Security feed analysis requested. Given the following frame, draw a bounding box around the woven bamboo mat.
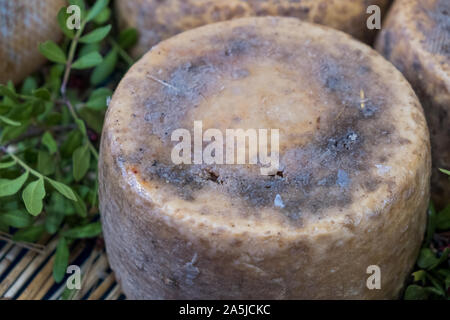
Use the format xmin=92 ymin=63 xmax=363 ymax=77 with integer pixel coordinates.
xmin=0 ymin=235 xmax=124 ymax=300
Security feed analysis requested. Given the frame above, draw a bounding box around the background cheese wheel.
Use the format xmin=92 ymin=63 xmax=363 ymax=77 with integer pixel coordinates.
xmin=100 ymin=17 xmax=430 ymax=299
xmin=375 ymin=0 xmax=450 ymax=209
xmin=116 ymin=0 xmax=391 ymax=58
xmin=0 ymin=0 xmax=65 ymax=84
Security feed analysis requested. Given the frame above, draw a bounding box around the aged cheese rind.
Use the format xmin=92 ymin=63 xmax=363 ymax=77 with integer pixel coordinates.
xmin=376 ymin=0 xmax=450 ymax=209
xmin=116 ymin=0 xmax=391 ymax=58
xmin=0 ymin=0 xmax=65 ymax=84
xmin=100 ymin=17 xmax=430 ymax=299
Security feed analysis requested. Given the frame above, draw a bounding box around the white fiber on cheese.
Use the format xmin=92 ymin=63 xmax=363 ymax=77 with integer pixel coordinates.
xmin=99 ymin=17 xmax=431 ymax=299
xmin=0 ymin=0 xmax=65 ymax=84
xmin=116 ymin=0 xmax=391 ymax=58
xmin=376 ymin=0 xmax=450 ymax=209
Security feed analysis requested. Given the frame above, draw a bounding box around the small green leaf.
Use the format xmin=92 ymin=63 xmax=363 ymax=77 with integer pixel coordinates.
xmin=79 ymin=107 xmax=104 ymax=134
xmin=72 ymin=51 xmax=103 ymax=69
xmin=54 ymin=238 xmax=70 ymax=283
xmin=39 ymin=41 xmax=67 ymax=64
xmin=86 ymin=87 xmax=112 ymax=109
xmin=79 ymin=24 xmax=111 ymax=43
xmin=46 ymin=179 xmax=77 ymax=201
xmin=0 ymin=160 xmax=16 ymax=169
xmin=42 ymin=131 xmax=58 ymax=155
xmin=38 ymin=151 xmax=55 ymax=176
xmin=7 ymin=100 xmax=33 ymax=120
xmin=412 ymin=270 xmax=427 ymax=284
xmin=0 ymin=115 xmax=21 ymax=126
xmin=43 ymin=112 xmax=62 ymax=126
xmin=417 ymin=248 xmax=439 ymax=270
xmin=21 ymin=77 xmax=38 ymax=95
xmin=45 ymin=193 xmax=66 ymax=234
xmin=429 ymin=248 xmax=449 ymax=270
xmin=63 ymin=221 xmax=102 ymax=238
xmin=72 ymin=191 xmax=87 ymax=217
xmin=0 ymin=120 xmax=30 ymax=144
xmin=57 ymin=7 xmax=75 ymax=39
xmin=0 ymin=103 xmax=12 ymax=115
xmin=93 ymin=7 xmax=111 ymax=24
xmin=424 ymin=286 xmax=445 ymax=297
xmin=0 ymin=84 xmax=19 ymax=104
xmin=61 ymin=130 xmax=83 ymax=158
xmin=90 ymin=49 xmax=117 ymax=85
xmin=85 ymin=0 xmax=109 ymax=22
xmin=32 ymin=88 xmax=51 ymax=101
xmin=12 ymin=224 xmax=45 ymax=242
xmin=31 ymin=99 xmax=46 ymax=117
xmin=47 ymin=65 xmax=64 ymax=91
xmin=439 ymin=168 xmax=450 ymax=176
xmin=118 ymin=28 xmax=138 ymax=50
xmin=73 ymin=144 xmax=91 ymax=181
xmin=75 ymin=118 xmax=87 ymax=135
xmin=0 ymin=171 xmax=29 ymax=197
xmin=0 ymin=210 xmax=33 ymax=228
xmin=22 ymin=178 xmax=46 ymax=216
xmin=404 ymin=285 xmax=428 ymax=300
xmin=425 ymin=272 xmax=446 ymax=296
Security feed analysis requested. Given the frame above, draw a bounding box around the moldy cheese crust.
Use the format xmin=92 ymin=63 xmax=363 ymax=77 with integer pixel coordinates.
xmin=116 ymin=0 xmax=391 ymax=57
xmin=376 ymin=0 xmax=450 ymax=208
xmin=100 ymin=17 xmax=431 ymax=299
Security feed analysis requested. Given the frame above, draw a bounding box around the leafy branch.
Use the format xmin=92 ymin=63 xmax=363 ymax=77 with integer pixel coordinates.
xmin=0 ymin=0 xmax=137 ymax=288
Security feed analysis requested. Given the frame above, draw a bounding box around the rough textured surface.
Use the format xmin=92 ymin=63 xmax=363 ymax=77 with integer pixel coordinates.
xmin=100 ymin=17 xmax=431 ymax=299
xmin=376 ymin=0 xmax=450 ymax=209
xmin=116 ymin=0 xmax=391 ymax=58
xmin=0 ymin=0 xmax=65 ymax=84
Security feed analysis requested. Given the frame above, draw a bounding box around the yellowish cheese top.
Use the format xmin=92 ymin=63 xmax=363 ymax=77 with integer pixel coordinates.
xmin=103 ymin=17 xmax=430 ymax=237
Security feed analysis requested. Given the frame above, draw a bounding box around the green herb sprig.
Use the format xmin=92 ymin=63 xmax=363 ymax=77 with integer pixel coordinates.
xmin=0 ymin=0 xmax=137 ymax=289
xmin=404 ymin=201 xmax=450 ymax=300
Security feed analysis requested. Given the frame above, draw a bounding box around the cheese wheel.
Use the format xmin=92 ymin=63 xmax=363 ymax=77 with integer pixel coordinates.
xmin=116 ymin=0 xmax=391 ymax=58
xmin=375 ymin=0 xmax=449 ymax=209
xmin=99 ymin=17 xmax=430 ymax=299
xmin=0 ymin=0 xmax=65 ymax=84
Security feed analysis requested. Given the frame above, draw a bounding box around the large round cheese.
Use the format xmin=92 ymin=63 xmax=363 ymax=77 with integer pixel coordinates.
xmin=375 ymin=0 xmax=449 ymax=209
xmin=0 ymin=0 xmax=65 ymax=84
xmin=116 ymin=0 xmax=391 ymax=58
xmin=99 ymin=17 xmax=431 ymax=299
